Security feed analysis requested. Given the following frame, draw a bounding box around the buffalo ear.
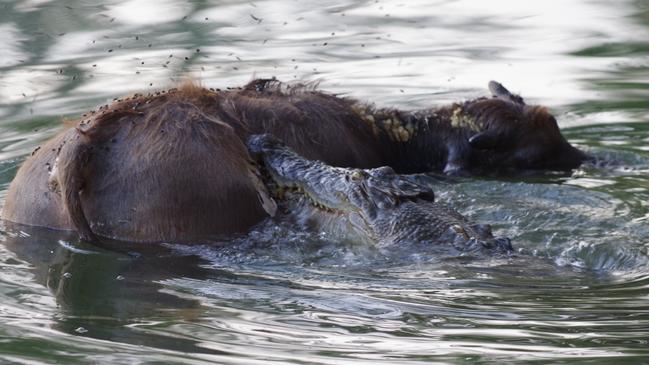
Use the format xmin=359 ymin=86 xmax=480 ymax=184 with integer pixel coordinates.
xmin=468 ymin=131 xmax=501 ymax=150
xmin=488 ymin=81 xmax=525 ymax=105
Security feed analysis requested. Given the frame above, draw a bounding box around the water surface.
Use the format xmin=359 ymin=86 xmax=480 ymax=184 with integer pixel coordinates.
xmin=1 ymin=0 xmax=649 ymax=364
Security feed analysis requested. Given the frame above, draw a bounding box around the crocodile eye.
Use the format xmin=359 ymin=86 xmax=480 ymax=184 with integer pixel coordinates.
xmin=350 ymin=170 xmax=364 ymax=182
xmin=373 ymin=166 xmax=395 ymax=177
xmin=451 ymin=224 xmax=470 ymax=240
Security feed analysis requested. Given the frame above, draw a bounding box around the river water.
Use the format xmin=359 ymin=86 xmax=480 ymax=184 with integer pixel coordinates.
xmin=1 ymin=0 xmax=649 ymax=364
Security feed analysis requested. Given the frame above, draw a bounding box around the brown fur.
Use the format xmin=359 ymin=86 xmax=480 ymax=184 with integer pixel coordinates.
xmin=2 ymin=80 xmax=385 ymax=243
xmin=2 ymin=131 xmax=75 ymax=230
xmin=460 ymin=98 xmax=584 ymax=171
xmin=216 ymin=79 xmax=385 ymax=168
xmin=2 ymin=79 xmax=585 ymax=244
xmin=3 ymin=86 xmax=270 ymax=243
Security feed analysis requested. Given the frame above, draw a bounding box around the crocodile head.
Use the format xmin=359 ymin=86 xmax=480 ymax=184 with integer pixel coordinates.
xmin=247 ymin=134 xmax=512 ymax=252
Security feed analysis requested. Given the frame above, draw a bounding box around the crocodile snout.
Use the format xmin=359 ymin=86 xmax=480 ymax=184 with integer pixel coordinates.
xmin=246 ymin=134 xmax=283 ymax=156
xmin=480 ymin=237 xmax=513 ymax=252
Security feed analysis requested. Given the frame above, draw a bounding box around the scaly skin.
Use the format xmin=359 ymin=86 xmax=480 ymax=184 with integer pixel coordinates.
xmin=247 ymin=134 xmax=512 ymax=252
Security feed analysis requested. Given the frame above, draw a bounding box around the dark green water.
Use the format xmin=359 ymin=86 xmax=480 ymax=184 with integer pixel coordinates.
xmin=2 ymin=0 xmax=649 ymax=364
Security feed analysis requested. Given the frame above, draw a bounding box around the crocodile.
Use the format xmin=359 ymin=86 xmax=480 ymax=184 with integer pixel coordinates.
xmin=247 ymin=134 xmax=513 ymax=252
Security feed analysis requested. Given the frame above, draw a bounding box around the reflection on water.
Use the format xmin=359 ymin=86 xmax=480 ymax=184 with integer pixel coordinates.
xmin=1 ymin=0 xmax=649 ymax=364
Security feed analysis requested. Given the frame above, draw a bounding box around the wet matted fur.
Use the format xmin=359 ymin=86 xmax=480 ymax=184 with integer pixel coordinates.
xmin=2 ymin=79 xmax=587 ymax=244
